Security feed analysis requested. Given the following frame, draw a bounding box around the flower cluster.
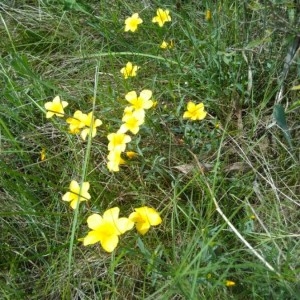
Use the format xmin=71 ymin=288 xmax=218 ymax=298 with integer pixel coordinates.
xmin=124 ymin=8 xmax=171 ymax=33
xmin=44 ymin=97 xmax=102 ymax=141
xmin=61 ymin=180 xmax=162 ymax=252
xmin=123 ymin=8 xmax=208 ymax=122
xmin=66 ymin=111 xmax=102 ymax=141
xmin=124 ymin=9 xmax=173 ymax=49
xmin=160 ymin=40 xmax=174 ymax=49
xmin=82 ymin=206 xmax=162 ymax=252
xmin=107 ymin=132 xmax=130 ymax=172
xmin=42 ymin=6 xmax=209 ymax=256
xmin=44 ymin=10 xmax=169 ymax=254
xmin=107 ymin=89 xmax=154 ymax=172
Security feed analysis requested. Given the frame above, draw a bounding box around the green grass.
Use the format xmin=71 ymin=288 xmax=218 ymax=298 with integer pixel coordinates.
xmin=1 ymin=0 xmax=300 ymax=299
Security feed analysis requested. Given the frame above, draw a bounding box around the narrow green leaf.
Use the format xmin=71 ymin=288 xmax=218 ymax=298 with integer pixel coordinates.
xmin=273 ymin=104 xmax=293 ymax=148
xmin=62 ymin=0 xmax=92 ymax=14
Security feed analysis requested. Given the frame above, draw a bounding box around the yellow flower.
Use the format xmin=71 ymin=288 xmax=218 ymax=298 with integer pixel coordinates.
xmin=44 ymin=96 xmax=68 ymax=118
xmin=66 ymin=110 xmax=88 ymax=134
xmin=183 ymin=101 xmax=207 ymax=121
xmin=129 ymin=206 xmax=162 ymax=235
xmin=205 ymin=9 xmax=212 ymax=21
xmin=80 ymin=112 xmax=102 ymax=141
xmin=83 ymin=207 xmax=134 ymax=252
xmin=40 ymin=148 xmax=46 ymax=161
xmin=107 ymin=150 xmax=125 ymax=172
xmin=62 ymin=180 xmax=91 ymax=209
xmin=123 ymin=105 xmax=134 ymax=115
xmin=122 ymin=106 xmax=136 ymax=119
xmin=160 ymin=41 xmax=168 ymax=49
xmin=152 ymin=8 xmax=171 ymax=27
xmin=225 ymin=280 xmax=236 ymax=287
xmin=125 ymin=151 xmax=138 ymax=159
xmin=124 ymin=13 xmax=143 ymax=32
xmin=160 ymin=40 xmax=174 ymax=49
xmin=120 ymin=62 xmax=139 ymax=79
xmin=69 ymin=127 xmax=80 ymax=134
xmin=107 ymin=132 xmax=131 ymax=152
xmin=118 ymin=110 xmax=144 ymax=135
xmin=125 ymin=90 xmax=153 ymax=116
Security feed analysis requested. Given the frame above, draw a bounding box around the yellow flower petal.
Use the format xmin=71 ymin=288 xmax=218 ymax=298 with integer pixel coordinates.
xmin=136 ymin=207 xmax=162 ymax=226
xmin=125 ymin=91 xmax=138 ymax=102
xmin=125 ymin=151 xmax=138 ymax=159
xmin=70 ymin=199 xmax=80 ymax=209
xmin=81 ymin=182 xmax=91 ymax=199
xmin=101 ymin=235 xmax=119 ymax=252
xmin=187 ymin=101 xmax=195 ymax=111
xmin=107 ymin=133 xmax=131 ymax=152
xmin=46 ymin=111 xmax=54 ymax=118
xmin=136 ymin=221 xmax=151 ymax=235
xmin=87 ymin=213 xmax=103 ymax=230
xmin=69 ymin=180 xmax=79 ymax=193
xmin=140 ymin=89 xmax=152 ymax=101
xmin=107 ymin=160 xmax=120 ymax=172
xmin=103 ymin=207 xmax=120 ymax=222
xmin=80 ymin=128 xmax=89 ymax=141
xmin=62 ymin=191 xmax=75 ymax=202
xmin=115 ymin=217 xmax=134 ymax=234
xmin=106 ymin=161 xmax=120 ymax=172
xmin=83 ymin=230 xmax=102 ymax=246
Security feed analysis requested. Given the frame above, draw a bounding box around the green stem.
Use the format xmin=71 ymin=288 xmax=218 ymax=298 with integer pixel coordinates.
xmin=70 ymin=51 xmax=179 ymax=65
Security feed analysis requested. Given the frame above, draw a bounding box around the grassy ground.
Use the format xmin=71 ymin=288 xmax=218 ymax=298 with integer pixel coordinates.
xmin=1 ymin=0 xmax=300 ymax=299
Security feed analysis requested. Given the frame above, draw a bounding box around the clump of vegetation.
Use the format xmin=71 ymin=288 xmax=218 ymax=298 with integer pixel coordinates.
xmin=1 ymin=1 xmax=299 ymax=299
